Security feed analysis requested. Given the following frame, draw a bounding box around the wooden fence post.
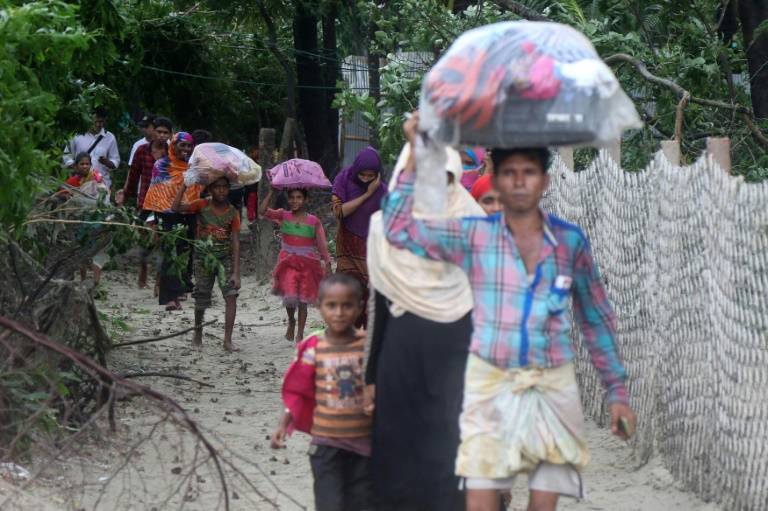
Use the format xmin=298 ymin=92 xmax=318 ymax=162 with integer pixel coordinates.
xmin=258 ymin=128 xmax=276 ymax=199
xmin=258 ymin=128 xmax=276 ymax=169
xmin=706 ymin=137 xmax=731 ymax=174
xmin=557 ymin=147 xmax=574 ymax=170
xmin=660 ymin=140 xmax=681 ymax=166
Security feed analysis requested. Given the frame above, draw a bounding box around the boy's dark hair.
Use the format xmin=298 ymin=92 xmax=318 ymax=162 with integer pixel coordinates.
xmin=191 ymin=129 xmax=213 ymax=145
xmin=491 ymin=147 xmax=551 ymax=174
xmin=154 ymin=116 xmax=173 ymax=131
xmin=286 ymin=188 xmax=308 ymax=199
xmin=150 ymin=139 xmax=168 ymax=151
xmin=93 ymin=106 xmax=108 ymax=118
xmin=74 ymin=152 xmax=91 ymax=165
xmin=318 ymin=274 xmax=363 ymax=302
xmin=139 ymin=113 xmax=155 ymax=127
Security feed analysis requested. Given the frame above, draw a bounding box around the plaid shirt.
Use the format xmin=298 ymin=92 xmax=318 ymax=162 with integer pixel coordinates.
xmin=123 ymin=143 xmax=155 ymax=209
xmin=382 ymin=172 xmax=628 ymax=404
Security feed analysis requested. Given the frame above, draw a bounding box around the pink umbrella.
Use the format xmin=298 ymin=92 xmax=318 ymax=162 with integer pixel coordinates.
xmin=268 ymin=158 xmax=331 ymax=190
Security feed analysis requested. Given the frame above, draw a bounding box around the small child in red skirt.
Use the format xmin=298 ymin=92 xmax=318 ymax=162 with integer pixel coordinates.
xmin=260 ymin=184 xmax=332 ymax=342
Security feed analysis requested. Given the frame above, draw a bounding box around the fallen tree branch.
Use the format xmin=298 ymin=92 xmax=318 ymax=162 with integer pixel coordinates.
xmin=0 ymin=314 xmax=231 ymax=510
xmin=742 ymin=113 xmax=768 ymax=148
xmin=492 ymin=0 xmax=552 ymax=21
xmin=113 ymin=320 xmax=216 ymax=348
xmin=604 ymin=53 xmax=768 ymax=149
xmin=21 ymin=217 xmax=156 ymax=233
xmin=121 ymin=372 xmax=215 ymax=388
xmin=674 ymin=92 xmax=691 ymax=141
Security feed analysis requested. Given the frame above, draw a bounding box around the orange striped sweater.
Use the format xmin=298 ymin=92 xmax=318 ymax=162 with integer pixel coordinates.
xmin=310 ymin=334 xmax=372 ymax=439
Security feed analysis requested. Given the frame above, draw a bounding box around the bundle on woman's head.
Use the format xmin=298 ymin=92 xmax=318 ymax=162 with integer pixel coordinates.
xmin=173 ymin=131 xmax=194 ymax=145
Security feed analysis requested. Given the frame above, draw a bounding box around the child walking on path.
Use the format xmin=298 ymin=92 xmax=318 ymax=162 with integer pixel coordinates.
xmin=172 ymin=178 xmax=241 ymax=352
xmin=271 ymin=273 xmax=372 ymax=511
xmin=260 ymin=185 xmax=332 ymax=342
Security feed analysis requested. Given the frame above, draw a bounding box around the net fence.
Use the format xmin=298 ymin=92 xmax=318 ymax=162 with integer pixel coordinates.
xmin=543 ymin=151 xmax=768 ymax=510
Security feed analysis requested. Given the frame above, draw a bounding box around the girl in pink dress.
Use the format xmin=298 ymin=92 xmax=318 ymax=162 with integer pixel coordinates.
xmin=261 ymin=186 xmax=332 ymax=342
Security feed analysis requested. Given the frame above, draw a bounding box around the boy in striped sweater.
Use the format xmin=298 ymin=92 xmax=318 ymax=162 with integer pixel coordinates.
xmin=271 ymin=274 xmax=372 ymax=511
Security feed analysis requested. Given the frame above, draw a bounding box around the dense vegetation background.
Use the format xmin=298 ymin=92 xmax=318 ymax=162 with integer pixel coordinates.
xmin=2 ymin=0 xmax=767 ymax=228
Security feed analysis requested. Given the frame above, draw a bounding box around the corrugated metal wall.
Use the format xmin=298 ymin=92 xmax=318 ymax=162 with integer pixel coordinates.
xmin=339 ymin=53 xmax=432 ymax=170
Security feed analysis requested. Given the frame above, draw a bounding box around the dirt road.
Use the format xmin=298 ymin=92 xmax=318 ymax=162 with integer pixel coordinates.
xmin=6 ymin=267 xmax=719 ymax=511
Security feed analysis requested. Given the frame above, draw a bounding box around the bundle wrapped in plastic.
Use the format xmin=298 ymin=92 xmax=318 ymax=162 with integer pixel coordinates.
xmin=420 ymin=21 xmax=642 ymax=148
xmin=267 ymin=159 xmax=331 ymax=190
xmin=70 ymin=170 xmax=110 ymax=207
xmin=185 ymin=143 xmax=262 ymax=186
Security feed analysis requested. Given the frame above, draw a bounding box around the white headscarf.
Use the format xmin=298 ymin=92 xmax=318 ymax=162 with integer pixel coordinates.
xmin=367 ymin=144 xmax=484 ymax=323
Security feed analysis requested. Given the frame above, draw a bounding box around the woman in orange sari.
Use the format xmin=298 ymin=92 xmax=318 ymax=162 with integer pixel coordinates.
xmin=143 ymin=132 xmax=203 ymax=309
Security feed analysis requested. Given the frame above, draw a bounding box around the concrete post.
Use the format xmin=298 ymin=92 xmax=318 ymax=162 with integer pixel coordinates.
xmin=706 ymin=137 xmax=731 ymax=174
xmin=557 ymin=147 xmax=574 ymax=171
xmin=660 ymin=140 xmax=681 ymax=166
xmin=606 ymin=140 xmax=621 ymax=167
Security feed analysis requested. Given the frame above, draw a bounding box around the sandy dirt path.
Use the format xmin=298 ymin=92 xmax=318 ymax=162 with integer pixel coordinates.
xmin=8 ymin=267 xmax=720 ymax=511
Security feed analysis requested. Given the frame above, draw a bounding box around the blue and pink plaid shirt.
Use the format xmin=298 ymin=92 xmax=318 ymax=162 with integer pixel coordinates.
xmin=382 ymin=172 xmax=628 ymax=404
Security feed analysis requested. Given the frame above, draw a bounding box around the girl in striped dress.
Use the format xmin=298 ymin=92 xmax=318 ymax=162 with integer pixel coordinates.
xmin=261 ymin=185 xmax=332 ymax=342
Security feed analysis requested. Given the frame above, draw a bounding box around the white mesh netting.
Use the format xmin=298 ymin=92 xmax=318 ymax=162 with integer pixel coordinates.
xmin=542 ymin=150 xmax=768 ymax=510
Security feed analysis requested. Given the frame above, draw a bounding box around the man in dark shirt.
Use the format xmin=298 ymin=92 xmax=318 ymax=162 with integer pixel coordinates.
xmin=118 ymin=117 xmax=173 ymax=211
xmin=116 ymin=116 xmax=173 ymax=289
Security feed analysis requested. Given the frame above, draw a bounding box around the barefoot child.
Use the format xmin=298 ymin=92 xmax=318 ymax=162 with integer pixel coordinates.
xmin=172 ymin=178 xmax=241 ymax=351
xmin=260 ymin=184 xmax=332 ymax=342
xmin=271 ymin=274 xmax=372 ymax=511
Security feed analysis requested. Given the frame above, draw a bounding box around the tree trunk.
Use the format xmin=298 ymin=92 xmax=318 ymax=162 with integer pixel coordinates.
xmin=257 ymin=1 xmax=298 ymax=121
xmin=294 ymin=1 xmax=339 ymax=176
xmin=738 ymin=0 xmax=768 ymax=118
xmin=322 ymin=4 xmax=340 ymax=172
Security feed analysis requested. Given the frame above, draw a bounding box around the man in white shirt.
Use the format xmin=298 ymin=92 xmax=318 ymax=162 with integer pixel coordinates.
xmin=128 ymin=114 xmax=156 ymax=166
xmin=62 ymin=107 xmax=120 ymax=189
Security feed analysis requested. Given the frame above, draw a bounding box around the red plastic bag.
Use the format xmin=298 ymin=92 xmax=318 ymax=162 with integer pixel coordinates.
xmin=282 ymin=335 xmax=318 ymax=434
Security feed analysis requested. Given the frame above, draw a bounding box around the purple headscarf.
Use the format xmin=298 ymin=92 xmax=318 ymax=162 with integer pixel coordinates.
xmin=332 ymin=146 xmax=386 ymax=239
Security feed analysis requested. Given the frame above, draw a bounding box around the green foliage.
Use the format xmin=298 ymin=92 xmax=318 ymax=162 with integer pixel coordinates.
xmin=0 ymin=1 xmax=91 ymax=227
xmin=337 ymin=0 xmax=767 ymax=178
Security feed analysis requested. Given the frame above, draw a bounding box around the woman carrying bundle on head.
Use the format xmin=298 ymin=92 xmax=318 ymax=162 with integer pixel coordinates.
xmin=331 ymin=146 xmax=386 ymax=329
xmin=143 ymin=132 xmax=204 ymax=310
xmin=260 ymin=183 xmax=332 ymax=343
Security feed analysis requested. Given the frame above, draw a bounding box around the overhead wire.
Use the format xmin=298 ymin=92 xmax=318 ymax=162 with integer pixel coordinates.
xmin=165 ymin=20 xmax=433 ymax=71
xmin=139 ymin=64 xmax=373 ymax=90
